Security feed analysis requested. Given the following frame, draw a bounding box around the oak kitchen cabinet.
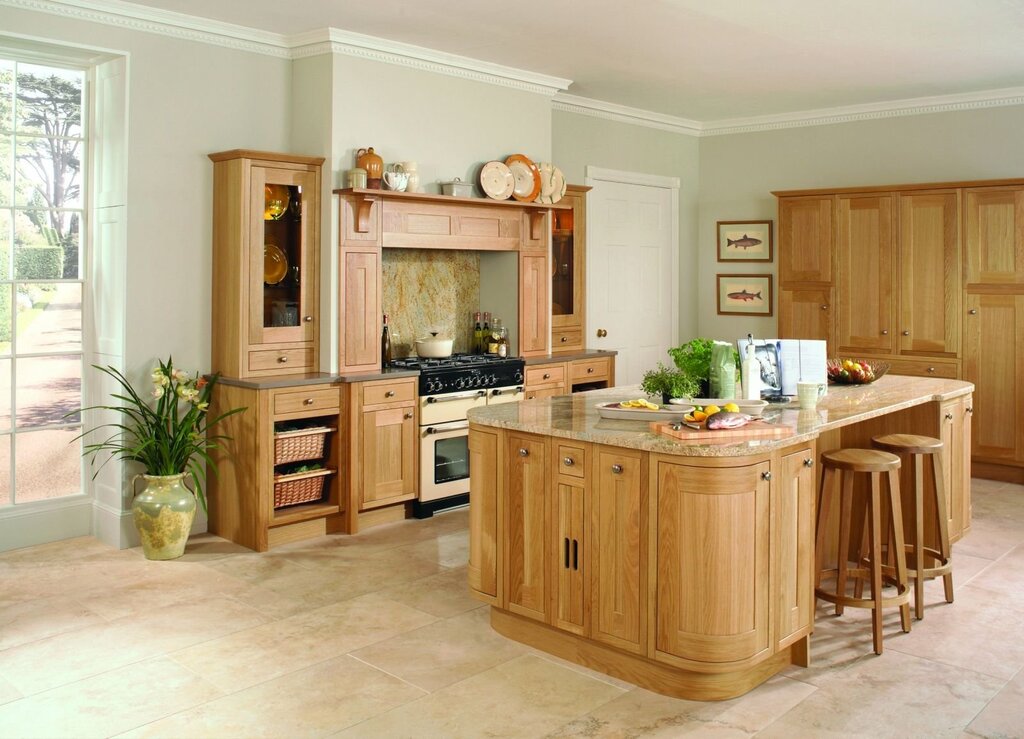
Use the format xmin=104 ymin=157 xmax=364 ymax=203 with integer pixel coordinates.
xmin=551 ymin=185 xmax=591 ymax=351
xmin=209 ymin=150 xmax=324 ymax=378
xmin=348 ymin=376 xmax=418 ymax=514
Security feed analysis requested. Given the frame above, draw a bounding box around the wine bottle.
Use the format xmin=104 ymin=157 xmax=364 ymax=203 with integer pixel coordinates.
xmin=482 ymin=312 xmax=491 ymax=353
xmin=473 ymin=311 xmax=483 ymax=354
xmin=381 ymin=313 xmax=392 ymax=366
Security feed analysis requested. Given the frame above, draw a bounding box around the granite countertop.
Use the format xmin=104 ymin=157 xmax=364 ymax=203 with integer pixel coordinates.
xmin=467 ymin=375 xmax=974 ymax=457
xmin=524 ymin=349 xmax=618 ymax=365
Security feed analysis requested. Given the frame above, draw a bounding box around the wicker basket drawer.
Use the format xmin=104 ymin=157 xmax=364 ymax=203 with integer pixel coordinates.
xmin=273 ymin=387 xmax=340 ymax=416
xmin=274 ymin=426 xmax=333 ymax=465
xmin=273 ymin=468 xmax=334 ymax=508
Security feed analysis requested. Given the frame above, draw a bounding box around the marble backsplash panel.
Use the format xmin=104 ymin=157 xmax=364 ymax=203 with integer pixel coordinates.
xmin=382 ymin=248 xmax=480 ymax=357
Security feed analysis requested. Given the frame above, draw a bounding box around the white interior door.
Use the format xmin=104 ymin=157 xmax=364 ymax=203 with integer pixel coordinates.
xmin=586 ymin=171 xmax=678 ymax=386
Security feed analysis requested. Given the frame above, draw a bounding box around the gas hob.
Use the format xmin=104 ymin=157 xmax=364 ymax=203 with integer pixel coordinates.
xmin=389 ymin=354 xmax=524 ymax=396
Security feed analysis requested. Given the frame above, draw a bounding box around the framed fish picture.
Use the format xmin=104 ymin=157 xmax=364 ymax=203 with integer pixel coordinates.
xmin=717 ymin=274 xmax=773 ymax=316
xmin=717 ymin=220 xmax=773 ymax=262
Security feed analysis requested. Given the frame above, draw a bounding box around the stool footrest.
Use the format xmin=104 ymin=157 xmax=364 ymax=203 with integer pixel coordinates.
xmin=815 ymin=588 xmax=910 ymax=610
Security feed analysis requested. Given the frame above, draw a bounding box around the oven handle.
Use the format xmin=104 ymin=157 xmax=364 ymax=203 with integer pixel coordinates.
xmin=424 ymin=421 xmax=470 ymax=435
xmin=426 ymin=391 xmax=487 ymax=404
xmin=490 ymin=386 xmax=525 ymax=396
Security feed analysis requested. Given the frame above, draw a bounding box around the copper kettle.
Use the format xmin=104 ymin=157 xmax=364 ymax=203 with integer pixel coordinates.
xmin=356 ymin=147 xmax=384 ymax=188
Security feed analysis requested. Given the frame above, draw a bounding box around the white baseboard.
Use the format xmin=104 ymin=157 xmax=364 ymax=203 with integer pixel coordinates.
xmin=0 ymin=498 xmax=93 ymax=553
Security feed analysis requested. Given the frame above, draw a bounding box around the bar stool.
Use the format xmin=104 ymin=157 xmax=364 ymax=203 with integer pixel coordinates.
xmin=815 ymin=448 xmax=911 ymax=655
xmin=872 ymin=434 xmax=953 ymax=619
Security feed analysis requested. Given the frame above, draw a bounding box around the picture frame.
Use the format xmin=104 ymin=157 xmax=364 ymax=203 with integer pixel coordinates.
xmin=717 ymin=274 xmax=773 ymax=316
xmin=717 ymin=220 xmax=773 ymax=262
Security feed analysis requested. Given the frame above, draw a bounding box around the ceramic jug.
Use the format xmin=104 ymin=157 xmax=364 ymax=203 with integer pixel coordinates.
xmin=356 ymin=147 xmax=384 ymax=188
xmin=400 ymin=161 xmax=420 ymax=193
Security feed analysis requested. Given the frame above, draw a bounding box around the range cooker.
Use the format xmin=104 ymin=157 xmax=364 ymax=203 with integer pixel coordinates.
xmin=390 ymin=354 xmax=525 ymax=517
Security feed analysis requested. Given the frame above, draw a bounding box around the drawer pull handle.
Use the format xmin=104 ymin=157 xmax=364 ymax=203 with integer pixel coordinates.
xmin=611 ymin=464 xmax=623 ymax=474
xmin=902 ymin=330 xmax=910 ymax=336
xmin=966 ymin=407 xmax=974 ymax=414
xmin=519 ymin=448 xmax=529 ymax=457
xmin=820 ymin=304 xmax=828 ymax=310
xmin=587 ymin=367 xmax=594 ymax=374
xmin=404 ymin=412 xmax=413 ymax=419
xmin=928 ymin=367 xmax=936 ymax=373
xmin=277 ymin=356 xmax=288 ymax=363
xmin=803 ymin=459 xmax=814 ymax=468
xmin=563 ymin=457 xmax=574 ymax=467
xmin=945 ymin=413 xmax=954 ymax=420
xmin=385 ymin=390 xmax=395 ymax=398
xmin=762 ymin=471 xmax=772 ymax=481
xmin=303 ymin=398 xmax=314 ymax=406
xmin=543 ymin=373 xmax=551 ymax=380
xmin=560 ymin=336 xmax=568 ymax=343
xmin=303 ymin=315 xmax=313 ymax=322
xmin=881 ymin=329 xmax=888 ymax=335
xmin=969 ymin=309 xmax=978 ymax=315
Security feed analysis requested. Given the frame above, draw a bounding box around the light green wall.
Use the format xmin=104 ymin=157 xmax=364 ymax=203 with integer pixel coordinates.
xmin=551 ymin=110 xmax=701 ymax=342
xmin=697 ymin=105 xmax=1024 ymax=341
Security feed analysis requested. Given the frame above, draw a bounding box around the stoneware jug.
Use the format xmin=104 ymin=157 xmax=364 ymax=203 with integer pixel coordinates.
xmin=356 ymin=147 xmax=384 ymax=188
xmin=132 ymin=473 xmax=196 ymax=560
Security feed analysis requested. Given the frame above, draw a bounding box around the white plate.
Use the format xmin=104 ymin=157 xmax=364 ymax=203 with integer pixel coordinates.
xmin=535 ymin=162 xmax=567 ymax=204
xmin=479 ymin=161 xmax=515 ymax=200
xmin=596 ymin=402 xmax=693 ymax=422
xmin=669 ymin=398 xmax=769 ymax=417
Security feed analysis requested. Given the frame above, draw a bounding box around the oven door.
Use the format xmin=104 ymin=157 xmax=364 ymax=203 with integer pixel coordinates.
xmin=419 ymin=419 xmax=471 ymax=502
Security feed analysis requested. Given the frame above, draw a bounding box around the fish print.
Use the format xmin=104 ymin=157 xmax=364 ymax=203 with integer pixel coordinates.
xmin=727 ymin=289 xmax=762 ymax=302
xmin=727 ymin=234 xmax=762 ymax=249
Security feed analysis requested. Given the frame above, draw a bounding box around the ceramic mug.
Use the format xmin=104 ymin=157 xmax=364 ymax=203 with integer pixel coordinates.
xmin=796 ymin=381 xmax=826 ymax=409
xmin=383 ymin=170 xmax=409 ymax=191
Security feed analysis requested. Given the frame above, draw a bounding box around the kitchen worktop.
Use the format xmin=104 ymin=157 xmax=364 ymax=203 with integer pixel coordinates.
xmin=522 ymin=349 xmax=617 ymax=365
xmin=216 ymin=368 xmax=419 ymax=389
xmin=467 ymin=374 xmax=974 ymax=456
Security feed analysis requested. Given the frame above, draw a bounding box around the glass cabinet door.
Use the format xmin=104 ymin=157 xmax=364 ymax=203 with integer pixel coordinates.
xmin=249 ymin=166 xmax=317 ymax=345
xmin=552 ymin=207 xmax=575 ymax=318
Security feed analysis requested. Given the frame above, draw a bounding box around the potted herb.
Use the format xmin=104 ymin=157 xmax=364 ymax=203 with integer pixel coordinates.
xmin=75 ymin=357 xmax=245 ymax=560
xmin=641 ymin=363 xmax=700 ymax=404
xmin=668 ymin=338 xmax=717 ymax=398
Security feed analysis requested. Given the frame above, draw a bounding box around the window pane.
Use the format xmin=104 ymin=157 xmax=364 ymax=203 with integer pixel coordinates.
xmin=0 ymin=135 xmax=11 ymax=206
xmin=14 ymin=210 xmax=78 ymax=279
xmin=14 ymin=135 xmax=83 ymax=209
xmin=0 ymin=434 xmax=10 ymax=506
xmin=14 ymin=427 xmax=81 ymax=502
xmin=15 ymin=283 xmax=80 ymax=353
xmin=0 ymin=61 xmax=12 ymax=132
xmin=0 ymin=357 xmax=9 ymax=428
xmin=0 ymin=284 xmax=10 ymax=356
xmin=15 ymin=354 xmax=80 ymax=428
xmin=0 ymin=208 xmax=11 ymax=278
xmin=15 ymin=64 xmax=83 ymax=138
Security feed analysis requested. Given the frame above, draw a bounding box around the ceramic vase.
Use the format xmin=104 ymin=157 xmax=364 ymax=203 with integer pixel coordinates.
xmin=132 ymin=473 xmax=196 ymax=560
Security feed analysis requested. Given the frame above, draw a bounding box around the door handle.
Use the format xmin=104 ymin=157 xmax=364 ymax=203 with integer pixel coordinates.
xmin=968 ymin=309 xmax=978 ymax=315
xmin=611 ymin=464 xmax=623 ymax=474
xmin=572 ymin=539 xmax=579 ymax=571
xmin=596 ymin=328 xmax=608 ymax=338
xmin=881 ymin=330 xmax=888 ymax=335
xmin=902 ymin=330 xmax=910 ymax=336
xmin=564 ymin=537 xmax=570 ymax=569
xmin=519 ymin=448 xmax=529 ymax=457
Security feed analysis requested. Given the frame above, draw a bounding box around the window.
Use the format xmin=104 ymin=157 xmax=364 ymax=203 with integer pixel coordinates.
xmin=0 ymin=57 xmax=86 ymax=506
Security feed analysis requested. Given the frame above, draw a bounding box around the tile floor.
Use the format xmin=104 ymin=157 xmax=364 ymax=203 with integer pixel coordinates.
xmin=0 ymin=478 xmax=1022 ymax=738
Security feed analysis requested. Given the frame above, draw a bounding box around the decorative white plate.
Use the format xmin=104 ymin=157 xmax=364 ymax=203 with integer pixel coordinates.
xmin=479 ymin=161 xmax=515 ymax=200
xmin=596 ymin=402 xmax=693 ymax=422
xmin=535 ymin=162 xmax=567 ymax=204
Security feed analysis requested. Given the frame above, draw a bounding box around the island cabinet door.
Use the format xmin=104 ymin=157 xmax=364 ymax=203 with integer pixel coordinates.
xmin=552 ymin=481 xmax=586 ymax=634
xmin=590 ymin=447 xmax=645 ymax=654
xmin=468 ymin=427 xmax=501 ymax=605
xmin=774 ymin=448 xmax=816 ymax=651
xmin=506 ymin=432 xmax=549 ymax=621
xmin=653 ymin=459 xmax=771 ymax=668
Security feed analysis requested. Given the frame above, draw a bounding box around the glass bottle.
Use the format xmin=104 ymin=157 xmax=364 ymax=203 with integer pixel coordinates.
xmin=488 ymin=318 xmax=502 ymax=355
xmin=482 ymin=312 xmax=491 ymax=352
xmin=497 ymin=323 xmax=509 ymax=357
xmin=473 ymin=311 xmax=483 ymax=354
xmin=381 ymin=313 xmax=392 ymax=366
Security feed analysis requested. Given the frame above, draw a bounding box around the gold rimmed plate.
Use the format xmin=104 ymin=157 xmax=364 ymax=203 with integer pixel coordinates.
xmin=264 ymin=242 xmax=288 ymax=284
xmin=505 ymin=154 xmax=541 ymax=202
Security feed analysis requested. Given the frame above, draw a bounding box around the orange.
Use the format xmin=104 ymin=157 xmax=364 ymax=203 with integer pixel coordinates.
xmin=692 ymin=410 xmax=708 ymax=422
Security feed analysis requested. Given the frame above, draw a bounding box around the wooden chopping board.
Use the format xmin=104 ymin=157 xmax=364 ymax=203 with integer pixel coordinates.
xmin=650 ymin=419 xmax=794 ymax=442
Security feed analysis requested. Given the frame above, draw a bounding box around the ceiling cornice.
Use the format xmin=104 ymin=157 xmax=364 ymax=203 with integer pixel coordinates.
xmin=552 ymin=93 xmax=703 ymax=136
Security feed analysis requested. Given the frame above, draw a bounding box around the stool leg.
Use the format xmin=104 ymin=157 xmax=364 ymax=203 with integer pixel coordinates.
xmin=931 ymin=452 xmax=955 ymax=604
xmin=869 ymin=473 xmax=884 ymax=655
xmin=835 ymin=471 xmax=855 ymax=616
xmin=913 ymin=454 xmax=925 ymax=619
xmin=854 ymin=506 xmax=869 ymax=600
xmin=814 ymin=466 xmax=835 ymax=594
xmin=888 ymin=468 xmax=912 ymax=633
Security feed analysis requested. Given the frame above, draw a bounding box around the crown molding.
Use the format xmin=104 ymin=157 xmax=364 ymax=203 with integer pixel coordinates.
xmin=289 ymin=28 xmax=570 ymax=97
xmin=552 ymin=92 xmax=703 ymax=136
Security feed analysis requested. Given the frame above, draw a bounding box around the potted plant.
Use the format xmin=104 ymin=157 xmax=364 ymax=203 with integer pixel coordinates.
xmin=668 ymin=338 xmax=717 ymax=398
xmin=641 ymin=363 xmax=700 ymax=405
xmin=76 ymin=357 xmax=244 ymax=560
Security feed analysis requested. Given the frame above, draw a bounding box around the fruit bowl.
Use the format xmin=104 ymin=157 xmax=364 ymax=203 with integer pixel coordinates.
xmin=827 ymin=358 xmax=890 ymax=385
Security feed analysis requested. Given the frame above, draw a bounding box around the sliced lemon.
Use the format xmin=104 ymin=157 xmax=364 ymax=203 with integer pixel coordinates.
xmin=723 ymin=402 xmax=740 ymax=413
xmin=704 ymin=404 xmax=721 ymax=416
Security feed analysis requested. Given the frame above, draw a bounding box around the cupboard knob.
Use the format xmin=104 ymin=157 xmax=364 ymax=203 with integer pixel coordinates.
xmin=303 ymin=315 xmax=313 ymax=322
xmin=945 ymin=413 xmax=954 ymax=420
xmin=385 ymin=390 xmax=395 ymax=398
xmin=928 ymin=367 xmax=936 ymax=373
xmin=803 ymin=459 xmax=814 ymax=468
xmin=277 ymin=356 xmax=288 ymax=363
xmin=902 ymin=330 xmax=910 ymax=336
xmin=563 ymin=457 xmax=574 ymax=466
xmin=560 ymin=336 xmax=568 ymax=343
xmin=762 ymin=471 xmax=772 ymax=481
xmin=404 ymin=412 xmax=413 ymax=419
xmin=587 ymin=367 xmax=594 ymax=374
xmin=519 ymin=448 xmax=529 ymax=457
xmin=881 ymin=330 xmax=888 ymax=335
xmin=967 ymin=407 xmax=974 ymax=414
xmin=303 ymin=398 xmax=314 ymax=405
xmin=543 ymin=373 xmax=551 ymax=380
xmin=820 ymin=305 xmax=828 ymax=310
xmin=969 ymin=309 xmax=978 ymax=315
xmin=611 ymin=464 xmax=623 ymax=474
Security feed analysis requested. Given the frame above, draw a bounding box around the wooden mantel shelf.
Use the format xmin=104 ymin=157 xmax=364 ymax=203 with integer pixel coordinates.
xmin=333 ymin=187 xmax=572 ymax=210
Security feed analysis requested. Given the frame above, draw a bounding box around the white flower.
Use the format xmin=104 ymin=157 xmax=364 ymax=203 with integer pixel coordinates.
xmin=172 ymin=369 xmax=188 ymax=382
xmin=152 ymin=386 xmax=164 ymax=399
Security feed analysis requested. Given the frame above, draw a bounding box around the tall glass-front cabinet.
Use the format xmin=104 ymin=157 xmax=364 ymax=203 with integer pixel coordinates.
xmin=551 ymin=184 xmax=591 ymax=352
xmin=209 ymin=150 xmax=324 ymax=377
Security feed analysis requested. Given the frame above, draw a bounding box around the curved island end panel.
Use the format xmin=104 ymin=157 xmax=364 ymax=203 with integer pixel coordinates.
xmin=466 ymin=375 xmax=973 ymax=700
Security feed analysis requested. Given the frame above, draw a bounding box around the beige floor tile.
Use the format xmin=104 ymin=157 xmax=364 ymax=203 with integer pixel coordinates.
xmin=172 ymin=532 xmax=256 ymax=561
xmin=762 ymin=650 xmax=1003 ymax=738
xmin=0 ymin=676 xmax=20 ymax=707
xmin=964 ymin=666 xmax=1024 ymax=738
xmin=547 ymin=674 xmax=816 ymax=738
xmin=527 ymin=651 xmax=638 ymax=691
xmin=336 ymin=654 xmax=625 ymax=739
xmin=0 ymin=535 xmax=120 ymax=564
xmin=0 ymin=656 xmax=217 ymax=739
xmin=119 ymin=654 xmax=425 ymax=739
xmin=954 ymin=514 xmax=1024 ymax=561
xmin=961 ymin=545 xmax=1024 ymax=611
xmin=389 ymin=529 xmax=469 ymax=569
xmin=352 ymin=606 xmax=524 ymax=692
xmin=0 ymin=597 xmax=269 ymax=695
xmin=0 ymin=595 xmax=106 ymax=650
xmin=378 ymin=566 xmax=481 ymax=618
xmin=169 ymin=592 xmax=437 ymax=693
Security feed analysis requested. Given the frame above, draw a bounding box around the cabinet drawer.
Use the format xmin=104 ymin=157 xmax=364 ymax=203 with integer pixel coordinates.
xmin=363 ymin=379 xmax=416 ymax=407
xmin=249 ymin=348 xmax=314 ymax=373
xmin=888 ymin=358 xmax=959 ymax=379
xmin=525 ymin=364 xmax=566 ymax=388
xmin=552 ymin=328 xmax=583 ymax=350
xmin=572 ymin=357 xmax=611 ymax=382
xmin=557 ymin=444 xmax=586 ymax=479
xmin=273 ymin=387 xmax=340 ymax=416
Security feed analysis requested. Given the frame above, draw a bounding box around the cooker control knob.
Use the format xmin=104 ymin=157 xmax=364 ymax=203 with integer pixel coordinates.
xmin=456 ymin=377 xmax=466 ymax=389
xmin=514 ymin=370 xmax=524 ymax=383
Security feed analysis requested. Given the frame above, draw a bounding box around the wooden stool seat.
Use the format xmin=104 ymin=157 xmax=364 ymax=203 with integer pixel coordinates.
xmin=815 ymin=448 xmax=911 ymax=655
xmin=871 ymin=434 xmax=954 ymax=619
xmin=820 ymin=448 xmax=902 ymax=473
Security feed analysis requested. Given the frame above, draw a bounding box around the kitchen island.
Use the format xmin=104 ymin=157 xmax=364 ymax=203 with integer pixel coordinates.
xmin=466 ymin=375 xmax=973 ymax=700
